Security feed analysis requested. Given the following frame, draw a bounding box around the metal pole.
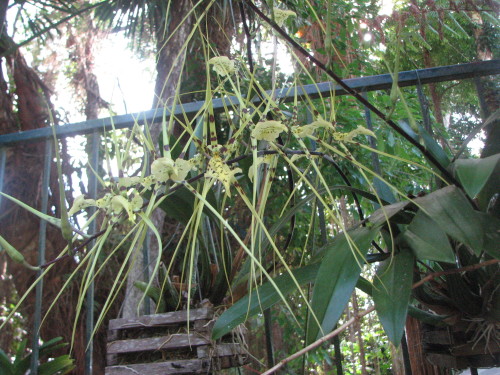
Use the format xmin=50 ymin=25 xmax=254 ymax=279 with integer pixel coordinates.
xmin=30 ymin=140 xmax=53 ymax=374
xmin=0 ymin=147 xmax=5 ymax=207
xmin=85 ymin=131 xmax=100 ymax=374
xmin=362 ymin=92 xmax=394 ymax=203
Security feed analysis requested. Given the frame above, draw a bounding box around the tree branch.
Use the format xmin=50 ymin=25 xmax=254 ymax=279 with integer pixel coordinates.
xmin=261 ymin=306 xmax=375 ymax=375
xmin=412 ymin=259 xmax=499 ymax=289
xmin=243 ymin=0 xmax=461 ymax=187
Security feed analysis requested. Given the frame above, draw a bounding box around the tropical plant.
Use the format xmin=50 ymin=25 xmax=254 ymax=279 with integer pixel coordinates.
xmin=0 ymin=337 xmax=75 ymax=375
xmin=0 ymin=0 xmax=498 ymax=373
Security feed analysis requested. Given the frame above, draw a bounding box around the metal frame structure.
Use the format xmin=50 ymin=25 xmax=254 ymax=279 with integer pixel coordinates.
xmin=0 ymin=59 xmax=498 ymax=374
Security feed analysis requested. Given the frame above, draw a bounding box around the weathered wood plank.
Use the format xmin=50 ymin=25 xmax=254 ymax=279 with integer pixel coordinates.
xmin=108 ymin=308 xmax=214 ymax=331
xmin=451 ymin=340 xmax=500 ymax=356
xmin=107 ymin=334 xmax=210 ymax=355
xmin=105 ymin=359 xmax=210 ymax=375
xmin=423 ymin=330 xmax=452 ymax=345
xmin=425 ymin=353 xmax=466 ymax=369
xmin=197 ymin=343 xmax=246 ymax=358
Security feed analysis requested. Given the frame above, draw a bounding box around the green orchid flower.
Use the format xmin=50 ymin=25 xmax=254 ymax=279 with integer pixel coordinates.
xmin=251 ymin=120 xmax=288 ymax=142
xmin=205 ymin=154 xmax=242 ymax=195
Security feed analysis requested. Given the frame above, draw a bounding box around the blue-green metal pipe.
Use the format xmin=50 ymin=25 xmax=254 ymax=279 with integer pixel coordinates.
xmin=0 ymin=60 xmax=498 ymax=146
xmin=30 ymin=140 xmax=53 ymax=374
xmin=85 ymin=131 xmax=100 ymax=374
xmin=0 ymin=148 xmax=5 ymax=207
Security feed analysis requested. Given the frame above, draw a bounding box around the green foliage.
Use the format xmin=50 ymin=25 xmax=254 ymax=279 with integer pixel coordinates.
xmin=1 ymin=0 xmax=499 ymax=373
xmin=0 ymin=337 xmax=74 ymax=375
xmin=373 ymin=248 xmax=414 ymax=344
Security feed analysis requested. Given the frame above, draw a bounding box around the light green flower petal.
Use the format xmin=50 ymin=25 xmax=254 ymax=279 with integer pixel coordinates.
xmin=118 ymin=176 xmax=142 ymax=188
xmin=274 ymin=8 xmax=296 ymax=27
xmin=151 ymin=156 xmax=176 ymax=182
xmin=111 ymin=194 xmax=136 ymax=220
xmin=208 ymin=56 xmax=235 ymax=77
xmin=248 ymin=155 xmax=275 ymax=181
xmin=68 ymin=195 xmax=96 ymax=216
xmin=205 ymin=155 xmax=242 ymax=195
xmin=141 ymin=175 xmax=157 ymax=190
xmin=251 ymin=120 xmax=287 ymax=142
xmin=96 ymin=193 xmax=112 ymax=209
xmin=293 ymin=119 xmax=333 ymax=138
xmin=130 ymin=194 xmax=143 ymax=212
xmin=172 ymin=158 xmax=193 ymax=181
xmin=334 ymin=126 xmax=376 ymax=142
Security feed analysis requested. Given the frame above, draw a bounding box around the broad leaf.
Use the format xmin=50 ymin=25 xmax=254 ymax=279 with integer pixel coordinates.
xmin=307 ymin=227 xmax=377 ymax=344
xmin=38 ymin=355 xmax=75 ymax=375
xmin=403 ymin=210 xmax=455 ymax=263
xmin=419 ymin=124 xmax=450 ymax=168
xmin=453 ymin=154 xmax=500 ymax=198
xmin=357 ymin=277 xmax=447 ymax=326
xmin=154 ymin=185 xmax=217 ymax=224
xmin=414 ymin=186 xmax=483 ymax=254
xmin=367 ymin=200 xmax=411 ymax=227
xmin=476 ymin=212 xmax=500 ymax=259
xmin=373 ymin=247 xmax=415 ymax=344
xmin=212 ymin=263 xmax=320 ymax=340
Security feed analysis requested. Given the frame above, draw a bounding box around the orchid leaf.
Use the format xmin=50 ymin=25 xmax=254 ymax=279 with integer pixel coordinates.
xmin=403 ymin=210 xmax=455 ymax=263
xmin=414 ymin=186 xmax=483 ymax=254
xmin=453 ymin=153 xmax=500 ymax=198
xmin=307 ymin=226 xmax=378 ymax=344
xmin=373 ymin=247 xmax=415 ymax=344
xmin=212 ymin=263 xmax=320 ymax=340
xmin=0 ymin=192 xmax=61 ymax=228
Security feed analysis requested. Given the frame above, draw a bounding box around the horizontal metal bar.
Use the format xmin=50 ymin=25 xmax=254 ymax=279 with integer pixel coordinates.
xmin=0 ymin=59 xmax=498 ymax=146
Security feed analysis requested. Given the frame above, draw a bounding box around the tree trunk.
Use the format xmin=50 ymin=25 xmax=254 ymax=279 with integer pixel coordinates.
xmin=121 ymin=0 xmax=194 ymax=319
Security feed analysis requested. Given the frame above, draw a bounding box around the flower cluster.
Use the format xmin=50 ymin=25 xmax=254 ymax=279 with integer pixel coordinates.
xmin=273 ymin=8 xmax=296 ymax=27
xmin=205 ymin=154 xmax=242 ymax=196
xmin=208 ymin=56 xmax=235 ymax=77
xmin=68 ymin=155 xmax=197 ymax=222
xmin=251 ymin=120 xmax=288 ymax=142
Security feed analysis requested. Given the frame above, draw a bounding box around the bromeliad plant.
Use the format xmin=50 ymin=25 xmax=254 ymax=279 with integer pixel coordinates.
xmin=0 ymin=2 xmax=498 ymax=372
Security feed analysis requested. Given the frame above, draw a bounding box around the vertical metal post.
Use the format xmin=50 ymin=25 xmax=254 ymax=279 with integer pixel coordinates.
xmin=362 ymin=92 xmax=394 ymax=203
xmin=474 ymin=76 xmax=491 ymax=120
xmin=142 ymin=154 xmax=151 ymax=315
xmin=416 ymin=81 xmax=432 ymax=134
xmin=0 ymin=147 xmax=6 ymax=207
xmin=142 ymin=235 xmax=151 ymax=315
xmin=30 ymin=140 xmax=53 ymax=374
xmin=85 ymin=131 xmax=99 ymax=375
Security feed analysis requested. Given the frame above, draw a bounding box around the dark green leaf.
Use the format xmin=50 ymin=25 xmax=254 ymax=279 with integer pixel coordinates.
xmin=476 ymin=212 xmax=500 ymax=259
xmin=453 ymin=154 xmax=500 ymax=198
xmin=402 ymin=210 xmax=455 ymax=263
xmin=373 ymin=247 xmax=415 ymax=344
xmin=0 ymin=349 xmax=14 ymax=375
xmin=212 ymin=263 xmax=320 ymax=340
xmin=307 ymin=227 xmax=377 ymax=344
xmin=367 ymin=201 xmax=410 ymax=227
xmin=133 ymin=281 xmax=167 ymax=312
xmin=419 ymin=124 xmax=450 ymax=168
xmin=155 ymin=186 xmax=217 ymax=224
xmin=38 ymin=355 xmax=75 ymax=375
xmin=356 ymin=277 xmax=447 ymax=326
xmin=414 ymin=186 xmax=483 ymax=254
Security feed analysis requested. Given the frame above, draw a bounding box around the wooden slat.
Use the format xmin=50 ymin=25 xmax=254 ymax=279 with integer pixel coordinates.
xmin=423 ymin=330 xmax=453 ymax=345
xmin=107 ymin=334 xmax=210 ymax=355
xmin=451 ymin=340 xmax=500 ymax=356
xmin=105 ymin=359 xmax=210 ymax=375
xmin=197 ymin=343 xmax=246 ymax=358
xmin=108 ymin=308 xmax=213 ymax=331
xmin=425 ymin=353 xmax=467 ymax=369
